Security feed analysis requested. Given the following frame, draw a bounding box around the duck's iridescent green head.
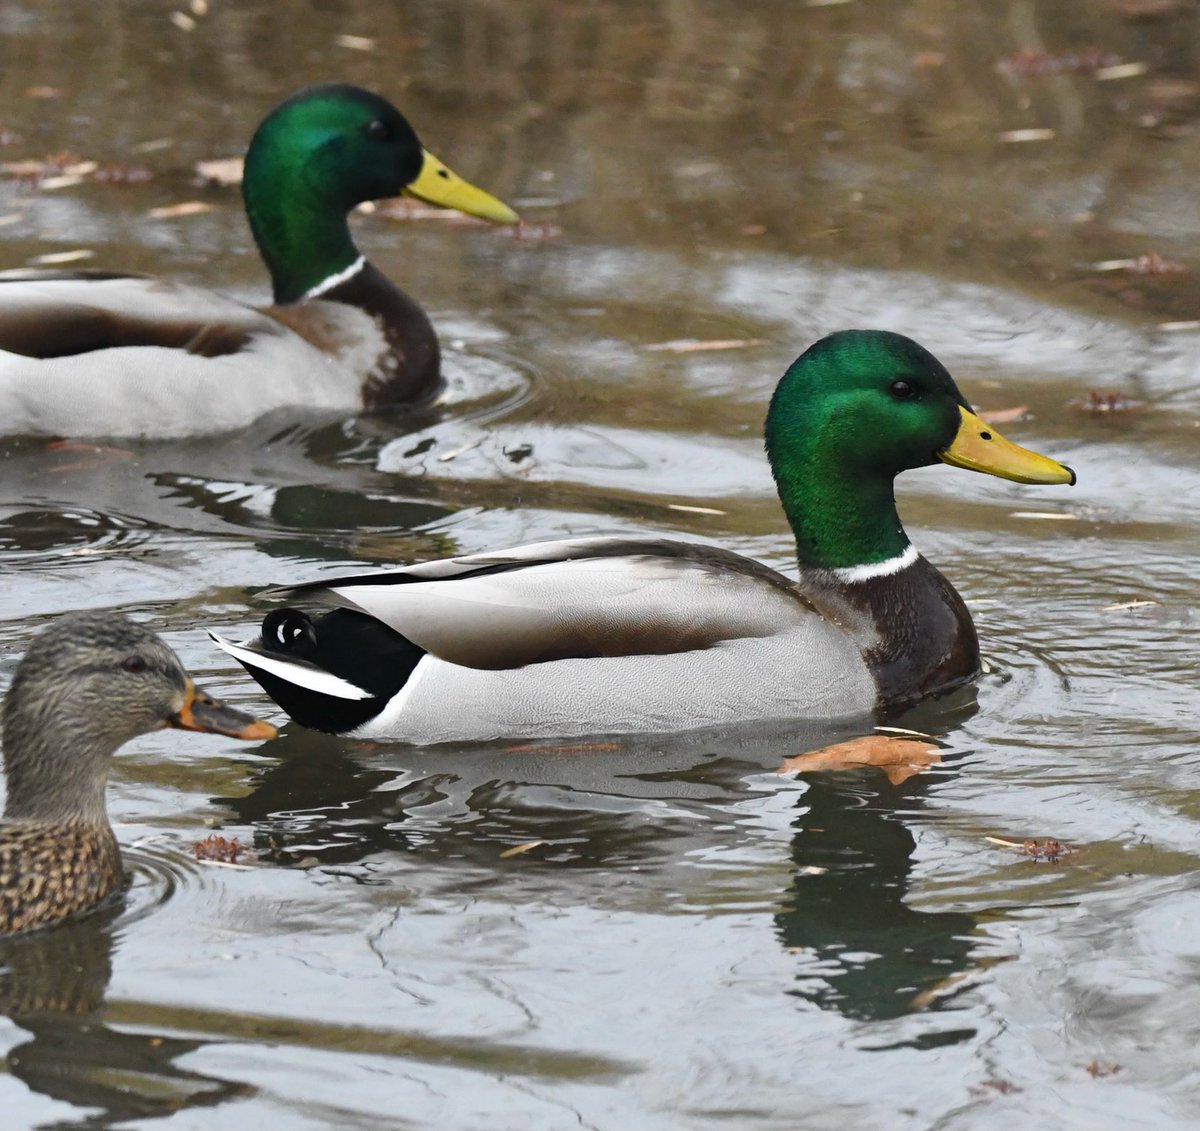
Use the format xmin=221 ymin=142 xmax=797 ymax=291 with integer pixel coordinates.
xmin=765 ymin=330 xmax=1075 ymax=571
xmin=243 ymin=83 xmax=517 ymax=303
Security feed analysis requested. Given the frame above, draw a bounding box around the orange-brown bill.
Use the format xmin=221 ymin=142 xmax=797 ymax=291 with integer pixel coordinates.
xmin=170 ymin=679 xmax=277 ymax=741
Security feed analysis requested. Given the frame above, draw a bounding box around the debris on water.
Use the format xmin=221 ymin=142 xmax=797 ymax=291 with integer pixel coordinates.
xmin=335 ymin=33 xmax=376 ymax=51
xmin=499 ymin=840 xmax=547 ymax=859
xmin=998 ymin=128 xmax=1056 ymax=143
xmin=667 ymin=503 xmax=728 ymax=515
xmin=1095 ymin=61 xmax=1150 ymax=80
xmin=1073 ymin=389 xmax=1144 ymax=413
xmin=987 ymin=836 xmax=1076 ymax=863
xmin=93 ymin=162 xmax=154 ymax=185
xmin=642 ymin=338 xmax=766 ymax=353
xmin=194 ymin=834 xmax=242 ymax=863
xmin=1102 ymin=598 xmax=1159 ymax=612
xmin=195 ymin=156 xmax=244 ymax=186
xmin=436 ymin=438 xmax=483 ymax=462
xmin=1158 ymin=319 xmax=1200 ymax=331
xmin=25 ymin=86 xmax=65 ymax=100
xmin=148 ymin=201 xmax=214 ymax=219
xmin=1009 ymin=510 xmax=1079 ymax=520
xmin=779 ymin=734 xmax=941 ymax=786
xmin=28 ymin=249 xmax=93 ymax=265
xmin=0 ymin=129 xmax=21 ymax=146
xmin=997 ymin=47 xmax=1124 ymax=79
xmin=969 ymin=1078 xmax=1023 ymax=1097
xmin=912 ymin=51 xmax=946 ymax=69
xmin=504 ymin=741 xmax=622 ymax=754
xmin=1090 ymin=252 xmax=1185 ymax=274
xmin=503 ymin=442 xmax=534 ymax=463
xmin=497 ymin=221 xmax=563 ymax=242
xmin=977 ymin=405 xmax=1030 ymax=425
xmin=1086 ymin=1059 xmax=1121 ymax=1078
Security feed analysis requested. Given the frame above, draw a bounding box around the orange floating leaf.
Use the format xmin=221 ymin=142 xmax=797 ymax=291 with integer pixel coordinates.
xmin=779 ymin=734 xmax=940 ymax=785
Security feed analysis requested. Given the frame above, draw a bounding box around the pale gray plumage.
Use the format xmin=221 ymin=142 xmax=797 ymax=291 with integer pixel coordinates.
xmin=212 ymin=537 xmax=882 ymax=743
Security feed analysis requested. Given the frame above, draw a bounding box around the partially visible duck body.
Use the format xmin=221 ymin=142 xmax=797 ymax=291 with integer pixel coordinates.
xmin=0 ymin=83 xmax=517 ymax=439
xmin=0 ymin=612 xmax=275 ymax=935
xmin=212 ymin=330 xmax=1076 ymax=743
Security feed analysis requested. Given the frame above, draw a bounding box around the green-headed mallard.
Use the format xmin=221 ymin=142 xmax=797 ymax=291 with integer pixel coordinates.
xmin=0 ymin=612 xmax=276 ymax=935
xmin=211 ymin=330 xmax=1075 ymax=743
xmin=0 ymin=83 xmax=517 ymax=439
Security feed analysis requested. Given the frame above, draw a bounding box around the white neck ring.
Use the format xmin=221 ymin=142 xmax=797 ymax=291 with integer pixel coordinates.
xmin=303 ymin=255 xmax=366 ymax=299
xmin=831 ymin=543 xmax=919 ymax=584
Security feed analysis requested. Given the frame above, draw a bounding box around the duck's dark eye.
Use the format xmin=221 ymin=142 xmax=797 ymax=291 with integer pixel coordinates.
xmin=121 ymin=655 xmax=147 ymax=674
xmin=364 ymin=119 xmax=393 ymax=142
xmin=889 ymin=379 xmax=915 ymax=399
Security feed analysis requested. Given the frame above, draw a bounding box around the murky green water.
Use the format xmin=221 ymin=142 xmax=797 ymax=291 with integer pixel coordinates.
xmin=0 ymin=1 xmax=1199 ymax=1127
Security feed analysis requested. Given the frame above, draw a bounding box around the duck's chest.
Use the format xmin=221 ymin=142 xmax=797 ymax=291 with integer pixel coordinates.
xmin=811 ymin=558 xmax=981 ymax=712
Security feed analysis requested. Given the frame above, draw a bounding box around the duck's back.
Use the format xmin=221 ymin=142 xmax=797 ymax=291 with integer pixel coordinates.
xmin=0 ymin=272 xmax=379 ymax=437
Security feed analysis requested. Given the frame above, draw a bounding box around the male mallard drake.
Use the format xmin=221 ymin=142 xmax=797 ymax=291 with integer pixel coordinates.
xmin=211 ymin=330 xmax=1076 ymax=743
xmin=0 ymin=612 xmax=275 ymax=934
xmin=0 ymin=83 xmax=517 ymax=438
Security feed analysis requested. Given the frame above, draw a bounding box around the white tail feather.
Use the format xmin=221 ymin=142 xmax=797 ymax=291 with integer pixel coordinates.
xmin=208 ymin=631 xmax=373 ymax=701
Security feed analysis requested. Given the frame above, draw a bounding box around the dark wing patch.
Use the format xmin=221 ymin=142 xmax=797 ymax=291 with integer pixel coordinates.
xmin=0 ymin=303 xmax=254 ymax=359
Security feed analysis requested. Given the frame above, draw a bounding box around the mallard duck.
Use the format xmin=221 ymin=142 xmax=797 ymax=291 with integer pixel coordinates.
xmin=0 ymin=83 xmax=518 ymax=438
xmin=0 ymin=612 xmax=276 ymax=935
xmin=211 ymin=330 xmax=1075 ymax=743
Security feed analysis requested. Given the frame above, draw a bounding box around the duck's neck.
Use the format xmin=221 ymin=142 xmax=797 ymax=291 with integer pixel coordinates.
xmin=769 ymin=445 xmax=912 ymax=574
xmin=243 ymin=158 xmax=363 ymax=305
xmin=3 ymin=729 xmax=110 ymax=826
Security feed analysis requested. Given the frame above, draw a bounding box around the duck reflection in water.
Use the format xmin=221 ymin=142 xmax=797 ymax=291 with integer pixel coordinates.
xmin=0 ymin=906 xmax=250 ymax=1126
xmin=775 ymin=690 xmax=984 ymax=1026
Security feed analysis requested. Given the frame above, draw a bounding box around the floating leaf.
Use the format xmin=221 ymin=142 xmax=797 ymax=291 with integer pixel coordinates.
xmin=195 ymin=155 xmax=244 ymax=186
xmin=335 ymin=33 xmax=376 ymax=51
xmin=998 ymin=128 xmax=1056 ymax=143
xmin=977 ymin=405 xmax=1029 ymax=424
xmin=666 ymin=503 xmax=727 ymax=515
xmin=642 ymin=338 xmax=766 ymax=353
xmin=778 ymin=734 xmax=940 ymax=786
xmin=148 ymin=200 xmax=214 ymax=219
xmin=499 ymin=840 xmax=547 ymax=859
xmin=29 ymin=249 xmax=93 ymax=265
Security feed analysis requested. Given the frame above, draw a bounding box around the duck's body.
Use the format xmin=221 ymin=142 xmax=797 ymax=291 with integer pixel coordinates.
xmin=0 ymin=612 xmax=275 ymax=935
xmin=213 ymin=331 xmax=1076 ymax=743
xmin=0 ymin=84 xmax=516 ymax=439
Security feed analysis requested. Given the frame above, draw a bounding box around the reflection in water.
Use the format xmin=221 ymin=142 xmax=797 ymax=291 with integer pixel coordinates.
xmin=777 ymin=770 xmax=978 ymax=1027
xmin=0 ymin=908 xmax=249 ymax=1127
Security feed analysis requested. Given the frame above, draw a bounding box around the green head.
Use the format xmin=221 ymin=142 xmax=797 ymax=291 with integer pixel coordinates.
xmin=765 ymin=330 xmax=1075 ymax=572
xmin=243 ymin=83 xmax=517 ymax=303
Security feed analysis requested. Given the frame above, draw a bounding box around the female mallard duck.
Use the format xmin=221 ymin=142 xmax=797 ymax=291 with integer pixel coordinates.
xmin=0 ymin=83 xmax=517 ymax=439
xmin=211 ymin=330 xmax=1076 ymax=743
xmin=0 ymin=612 xmax=275 ymax=934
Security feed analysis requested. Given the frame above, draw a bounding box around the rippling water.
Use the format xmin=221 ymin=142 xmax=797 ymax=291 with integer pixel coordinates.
xmin=0 ymin=1 xmax=1198 ymax=1128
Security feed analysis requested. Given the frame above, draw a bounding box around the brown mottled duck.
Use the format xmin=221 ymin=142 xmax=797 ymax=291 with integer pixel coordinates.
xmin=0 ymin=612 xmax=275 ymax=935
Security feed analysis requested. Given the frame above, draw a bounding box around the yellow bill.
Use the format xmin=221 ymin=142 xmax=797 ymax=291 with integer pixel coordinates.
xmin=405 ymin=148 xmax=519 ymax=224
xmin=939 ymin=406 xmax=1075 ymax=485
